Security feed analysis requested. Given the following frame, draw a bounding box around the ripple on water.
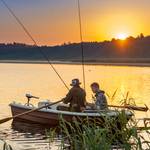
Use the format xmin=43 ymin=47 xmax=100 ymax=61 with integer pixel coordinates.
xmin=0 ymin=121 xmax=60 ymax=150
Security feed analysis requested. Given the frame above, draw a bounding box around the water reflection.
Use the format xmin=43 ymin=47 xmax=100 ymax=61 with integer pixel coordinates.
xmin=1 ymin=121 xmax=57 ymax=150
xmin=11 ymin=120 xmax=49 ymax=135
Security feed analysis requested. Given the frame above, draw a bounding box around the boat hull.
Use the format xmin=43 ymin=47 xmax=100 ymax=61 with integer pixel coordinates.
xmin=11 ymin=104 xmax=73 ymax=126
xmin=10 ymin=103 xmax=133 ymax=127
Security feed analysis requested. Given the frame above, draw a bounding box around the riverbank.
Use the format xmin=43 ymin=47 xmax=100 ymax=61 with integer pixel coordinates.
xmin=0 ymin=60 xmax=150 ymax=67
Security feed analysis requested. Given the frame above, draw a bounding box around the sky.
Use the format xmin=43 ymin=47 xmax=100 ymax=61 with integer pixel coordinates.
xmin=0 ymin=0 xmax=150 ymax=46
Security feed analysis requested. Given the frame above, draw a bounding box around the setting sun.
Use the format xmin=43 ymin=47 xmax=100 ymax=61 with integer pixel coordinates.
xmin=116 ymin=33 xmax=128 ymax=40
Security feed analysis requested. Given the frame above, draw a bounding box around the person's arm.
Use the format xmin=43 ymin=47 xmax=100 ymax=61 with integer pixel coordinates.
xmin=83 ymin=92 xmax=86 ymax=107
xmin=63 ymin=90 xmax=72 ymax=104
xmin=103 ymin=95 xmax=108 ymax=109
xmin=100 ymin=94 xmax=108 ymax=109
xmin=80 ymin=91 xmax=87 ymax=111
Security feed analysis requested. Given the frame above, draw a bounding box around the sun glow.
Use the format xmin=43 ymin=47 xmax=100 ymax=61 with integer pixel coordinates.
xmin=116 ymin=33 xmax=128 ymax=40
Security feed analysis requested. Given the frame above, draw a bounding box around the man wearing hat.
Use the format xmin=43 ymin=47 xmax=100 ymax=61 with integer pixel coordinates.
xmin=62 ymin=78 xmax=86 ymax=112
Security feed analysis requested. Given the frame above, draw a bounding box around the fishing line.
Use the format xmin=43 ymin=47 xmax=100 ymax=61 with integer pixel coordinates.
xmin=77 ymin=0 xmax=86 ymax=90
xmin=0 ymin=0 xmax=69 ymax=90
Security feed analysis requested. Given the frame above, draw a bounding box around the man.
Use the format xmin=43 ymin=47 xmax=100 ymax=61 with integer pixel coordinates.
xmin=90 ymin=82 xmax=108 ymax=110
xmin=62 ymin=79 xmax=86 ymax=112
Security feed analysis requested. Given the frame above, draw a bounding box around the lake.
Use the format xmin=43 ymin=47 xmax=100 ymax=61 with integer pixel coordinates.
xmin=0 ymin=63 xmax=150 ymax=149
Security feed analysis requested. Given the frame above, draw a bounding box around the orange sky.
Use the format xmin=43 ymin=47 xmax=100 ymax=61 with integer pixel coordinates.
xmin=0 ymin=0 xmax=150 ymax=46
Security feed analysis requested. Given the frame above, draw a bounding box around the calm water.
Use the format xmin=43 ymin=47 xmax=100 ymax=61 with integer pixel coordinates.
xmin=0 ymin=63 xmax=150 ymax=149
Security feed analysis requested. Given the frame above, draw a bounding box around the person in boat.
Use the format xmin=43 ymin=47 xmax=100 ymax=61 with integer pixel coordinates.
xmin=58 ymin=78 xmax=86 ymax=112
xmin=90 ymin=82 xmax=108 ymax=110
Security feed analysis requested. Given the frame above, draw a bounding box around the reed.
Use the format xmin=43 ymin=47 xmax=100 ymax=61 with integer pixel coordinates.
xmin=47 ymin=111 xmax=150 ymax=150
xmin=0 ymin=139 xmax=13 ymax=150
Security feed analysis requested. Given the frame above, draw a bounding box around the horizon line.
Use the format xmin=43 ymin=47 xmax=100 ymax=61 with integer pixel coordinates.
xmin=0 ymin=33 xmax=147 ymax=47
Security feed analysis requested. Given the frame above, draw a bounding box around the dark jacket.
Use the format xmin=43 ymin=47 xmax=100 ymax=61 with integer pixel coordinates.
xmin=63 ymin=86 xmax=86 ymax=112
xmin=95 ymin=90 xmax=108 ymax=110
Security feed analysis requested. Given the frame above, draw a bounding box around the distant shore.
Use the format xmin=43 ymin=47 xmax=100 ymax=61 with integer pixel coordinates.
xmin=0 ymin=60 xmax=150 ymax=67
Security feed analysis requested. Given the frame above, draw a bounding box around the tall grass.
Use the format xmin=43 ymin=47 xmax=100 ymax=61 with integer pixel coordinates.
xmin=0 ymin=139 xmax=13 ymax=150
xmin=47 ymin=111 xmax=150 ymax=150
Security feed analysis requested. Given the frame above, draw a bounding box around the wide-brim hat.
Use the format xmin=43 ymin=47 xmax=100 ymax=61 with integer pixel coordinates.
xmin=70 ymin=79 xmax=81 ymax=86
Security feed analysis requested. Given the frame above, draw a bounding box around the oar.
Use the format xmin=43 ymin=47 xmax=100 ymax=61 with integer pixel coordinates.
xmin=108 ymin=104 xmax=149 ymax=112
xmin=0 ymin=99 xmax=63 ymax=124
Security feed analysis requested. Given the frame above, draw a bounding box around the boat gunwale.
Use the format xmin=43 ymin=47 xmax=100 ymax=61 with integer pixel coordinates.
xmin=10 ymin=103 xmax=133 ymax=117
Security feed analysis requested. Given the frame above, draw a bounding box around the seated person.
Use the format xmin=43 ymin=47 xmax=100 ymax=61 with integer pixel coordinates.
xmin=58 ymin=79 xmax=86 ymax=112
xmin=90 ymin=82 xmax=108 ymax=110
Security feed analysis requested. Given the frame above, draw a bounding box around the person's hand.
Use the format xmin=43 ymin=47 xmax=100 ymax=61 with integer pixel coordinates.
xmin=80 ymin=107 xmax=85 ymax=112
xmin=92 ymin=95 xmax=96 ymax=102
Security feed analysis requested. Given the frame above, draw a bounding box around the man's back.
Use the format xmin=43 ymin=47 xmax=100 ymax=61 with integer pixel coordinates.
xmin=63 ymin=86 xmax=86 ymax=112
xmin=95 ymin=90 xmax=108 ymax=110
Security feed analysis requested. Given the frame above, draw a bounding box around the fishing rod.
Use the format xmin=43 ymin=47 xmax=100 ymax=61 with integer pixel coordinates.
xmin=0 ymin=0 xmax=69 ymax=90
xmin=77 ymin=0 xmax=86 ymax=90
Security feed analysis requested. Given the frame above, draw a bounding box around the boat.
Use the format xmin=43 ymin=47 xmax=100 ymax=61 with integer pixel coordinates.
xmin=10 ymin=100 xmax=133 ymax=127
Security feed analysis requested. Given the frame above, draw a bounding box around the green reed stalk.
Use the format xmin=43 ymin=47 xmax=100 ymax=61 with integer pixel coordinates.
xmin=47 ymin=110 xmax=150 ymax=150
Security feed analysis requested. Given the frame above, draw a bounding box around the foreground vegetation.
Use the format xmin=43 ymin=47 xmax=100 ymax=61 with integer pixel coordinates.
xmin=47 ymin=111 xmax=150 ymax=150
xmin=0 ymin=139 xmax=13 ymax=150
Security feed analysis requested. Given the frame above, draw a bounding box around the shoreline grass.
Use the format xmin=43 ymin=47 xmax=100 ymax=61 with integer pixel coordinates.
xmin=0 ymin=139 xmax=13 ymax=150
xmin=47 ymin=111 xmax=150 ymax=150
